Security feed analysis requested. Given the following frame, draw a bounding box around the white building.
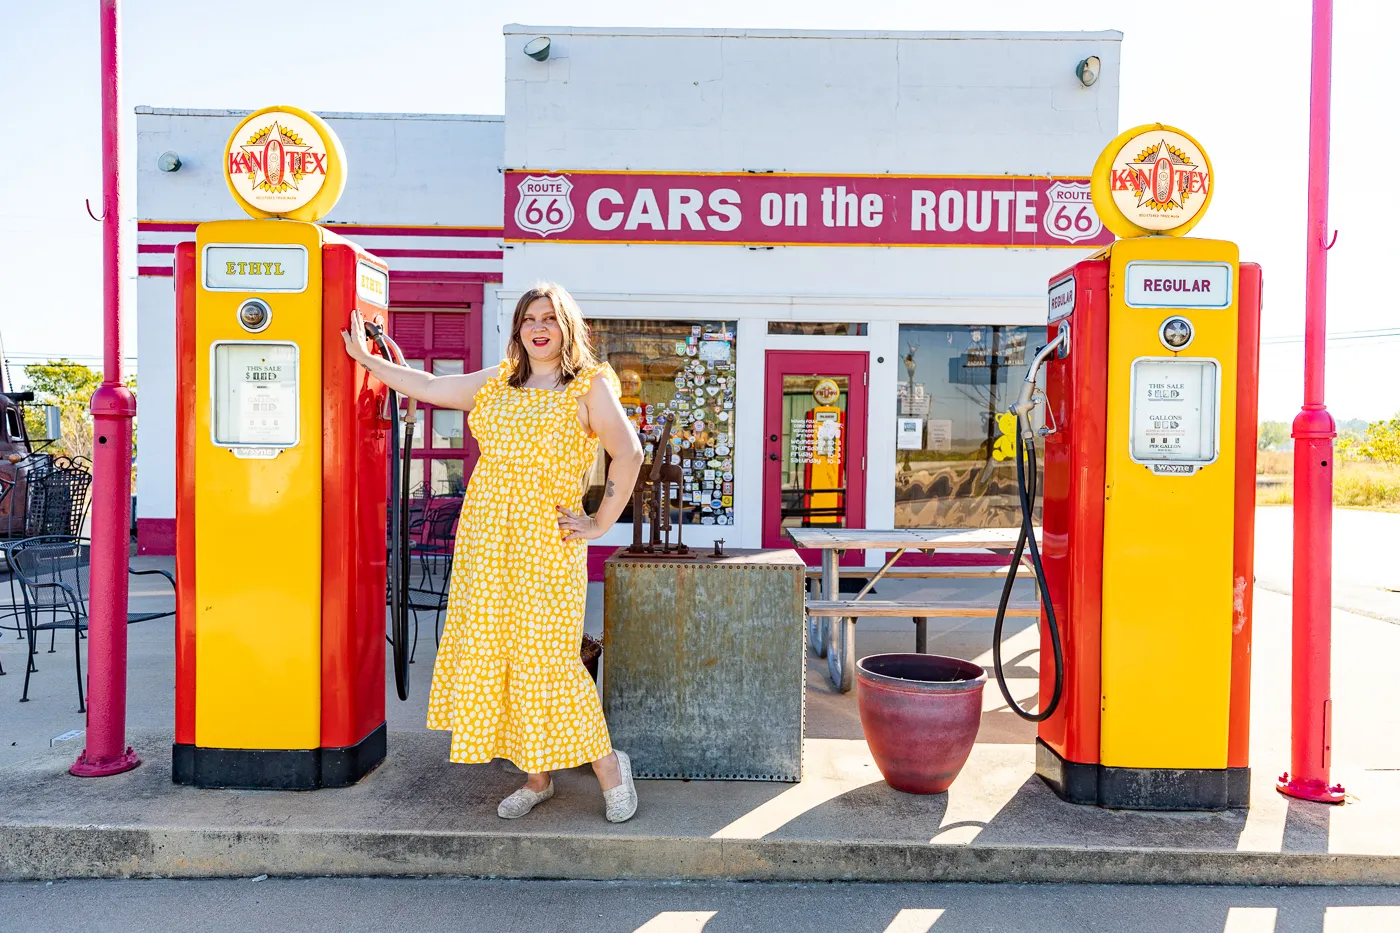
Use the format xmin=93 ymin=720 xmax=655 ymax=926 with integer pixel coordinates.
xmin=499 ymin=25 xmax=1119 ymax=565
xmin=135 ymin=25 xmax=1121 ymax=567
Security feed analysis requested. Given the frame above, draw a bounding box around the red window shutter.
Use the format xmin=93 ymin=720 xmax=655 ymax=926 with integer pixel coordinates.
xmin=390 ymin=311 xmax=427 ymax=354
xmin=432 ymin=313 xmax=467 ymax=350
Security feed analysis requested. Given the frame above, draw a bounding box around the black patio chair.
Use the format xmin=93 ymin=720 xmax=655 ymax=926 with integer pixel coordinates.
xmin=412 ymin=503 xmax=458 ymax=579
xmin=406 ymin=549 xmax=451 ymax=664
xmin=0 ymin=477 xmax=19 ymax=666
xmin=24 ymin=459 xmax=92 ymax=538
xmin=8 ymin=535 xmax=175 ymax=711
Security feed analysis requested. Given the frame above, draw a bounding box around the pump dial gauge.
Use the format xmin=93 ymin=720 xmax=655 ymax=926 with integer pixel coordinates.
xmin=1159 ymin=316 xmax=1194 ymax=351
xmin=238 ymin=298 xmax=273 ymax=333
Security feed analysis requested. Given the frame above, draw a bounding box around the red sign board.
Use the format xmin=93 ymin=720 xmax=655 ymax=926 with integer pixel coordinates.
xmin=505 ymin=170 xmax=1113 ymax=248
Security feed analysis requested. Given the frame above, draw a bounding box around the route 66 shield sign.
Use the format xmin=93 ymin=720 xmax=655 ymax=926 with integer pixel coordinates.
xmin=514 ymin=174 xmax=575 ymax=238
xmin=1042 ymin=181 xmax=1102 ymax=244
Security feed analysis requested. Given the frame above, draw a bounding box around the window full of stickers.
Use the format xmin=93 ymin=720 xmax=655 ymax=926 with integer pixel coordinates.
xmin=583 ymin=319 xmax=738 ymax=526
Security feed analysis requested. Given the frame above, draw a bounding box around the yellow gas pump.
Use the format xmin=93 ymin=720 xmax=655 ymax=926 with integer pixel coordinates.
xmin=990 ymin=125 xmax=1262 ymax=809
xmin=173 ymin=106 xmax=416 ymax=790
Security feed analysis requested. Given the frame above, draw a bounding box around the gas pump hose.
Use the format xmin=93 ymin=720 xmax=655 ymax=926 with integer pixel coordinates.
xmin=366 ymin=322 xmax=414 ymax=702
xmin=990 ymin=421 xmax=1065 ymax=722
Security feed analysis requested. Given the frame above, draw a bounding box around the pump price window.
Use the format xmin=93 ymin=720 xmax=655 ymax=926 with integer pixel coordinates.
xmin=212 ymin=342 xmax=299 ymax=448
xmin=1128 ymin=357 xmax=1219 ymax=469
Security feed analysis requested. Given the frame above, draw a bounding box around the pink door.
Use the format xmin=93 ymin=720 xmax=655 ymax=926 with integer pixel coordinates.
xmin=762 ymin=351 xmax=868 ymax=564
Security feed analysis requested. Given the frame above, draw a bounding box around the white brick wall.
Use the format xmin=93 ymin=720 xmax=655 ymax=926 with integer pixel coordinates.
xmin=504 ymin=26 xmax=1120 ymax=174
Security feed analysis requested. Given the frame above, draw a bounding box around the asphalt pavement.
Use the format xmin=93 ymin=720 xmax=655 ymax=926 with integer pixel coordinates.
xmin=1254 ymin=506 xmax=1400 ymax=623
xmin=3 ymin=878 xmax=1400 ymax=933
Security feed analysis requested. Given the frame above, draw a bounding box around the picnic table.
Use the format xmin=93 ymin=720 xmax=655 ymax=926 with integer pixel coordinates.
xmin=785 ymin=526 xmax=1042 ymax=692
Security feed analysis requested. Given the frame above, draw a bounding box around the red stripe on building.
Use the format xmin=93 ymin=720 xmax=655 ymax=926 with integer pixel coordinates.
xmin=326 ymin=224 xmax=503 ymax=238
xmin=369 ymin=248 xmax=504 ymax=260
xmin=138 ymin=221 xmax=198 ymax=232
xmin=138 ymin=243 xmax=177 ymax=253
xmin=139 ymin=266 xmax=174 ymax=276
xmin=391 ymin=270 xmax=503 ymax=283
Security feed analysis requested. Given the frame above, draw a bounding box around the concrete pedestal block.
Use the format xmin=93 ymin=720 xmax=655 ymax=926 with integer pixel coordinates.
xmin=602 ymin=548 xmax=806 ymax=781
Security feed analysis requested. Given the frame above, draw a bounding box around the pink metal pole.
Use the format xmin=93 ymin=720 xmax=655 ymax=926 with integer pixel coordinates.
xmin=1278 ymin=0 xmax=1343 ymax=804
xmin=72 ymin=0 xmax=139 ymax=777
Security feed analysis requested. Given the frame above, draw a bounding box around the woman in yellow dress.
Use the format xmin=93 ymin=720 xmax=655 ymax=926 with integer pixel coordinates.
xmin=341 ymin=283 xmax=644 ymax=822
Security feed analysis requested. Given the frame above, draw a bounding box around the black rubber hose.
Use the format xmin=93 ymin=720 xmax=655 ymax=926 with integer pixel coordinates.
xmin=991 ymin=425 xmax=1065 ymax=722
xmin=370 ymin=325 xmax=411 ymax=702
xmin=396 ymin=396 xmax=414 ymax=699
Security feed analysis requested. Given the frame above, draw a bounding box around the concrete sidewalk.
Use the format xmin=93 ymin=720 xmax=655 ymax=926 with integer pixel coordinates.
xmin=2 ymin=573 xmax=1399 ymax=885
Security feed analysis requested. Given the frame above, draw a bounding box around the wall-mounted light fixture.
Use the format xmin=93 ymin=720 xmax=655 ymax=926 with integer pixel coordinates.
xmin=523 ymin=36 xmax=551 ymax=61
xmin=157 ymin=151 xmax=182 ymax=172
xmin=1076 ymin=56 xmax=1101 ymax=88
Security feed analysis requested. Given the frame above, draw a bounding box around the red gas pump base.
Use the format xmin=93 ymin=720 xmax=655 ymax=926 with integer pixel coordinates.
xmin=70 ymin=746 xmax=141 ymax=778
xmin=1037 ymin=739 xmax=1250 ymax=811
xmin=1276 ymin=772 xmax=1346 ymax=804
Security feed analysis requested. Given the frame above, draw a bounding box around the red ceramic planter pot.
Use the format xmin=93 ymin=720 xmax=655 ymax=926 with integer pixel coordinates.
xmin=856 ymin=653 xmax=987 ymax=795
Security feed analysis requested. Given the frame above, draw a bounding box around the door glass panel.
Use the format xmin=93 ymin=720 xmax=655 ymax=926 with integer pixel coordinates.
xmin=432 ymin=359 xmax=464 ymax=376
xmin=431 ymin=459 xmax=465 ymax=497
xmin=780 ymin=374 xmax=848 ymax=530
xmin=407 ymin=458 xmax=425 ymax=499
xmin=399 ymin=359 xmax=425 ymax=409
xmin=432 ymin=410 xmax=464 ymax=448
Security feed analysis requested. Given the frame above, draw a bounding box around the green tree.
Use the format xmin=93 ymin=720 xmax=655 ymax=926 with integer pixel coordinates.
xmin=21 ymin=359 xmax=103 ymax=460
xmin=1257 ymin=421 xmax=1290 ymax=451
xmin=1338 ymin=412 xmax=1400 ymax=465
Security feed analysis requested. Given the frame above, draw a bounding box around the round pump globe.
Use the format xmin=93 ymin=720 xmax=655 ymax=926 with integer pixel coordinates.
xmin=222 ymin=104 xmax=347 ymax=222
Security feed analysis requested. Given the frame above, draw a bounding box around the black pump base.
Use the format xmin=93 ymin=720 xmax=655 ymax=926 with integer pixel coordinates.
xmin=172 ymin=721 xmax=387 ymax=790
xmin=1036 ymin=738 xmax=1249 ymax=811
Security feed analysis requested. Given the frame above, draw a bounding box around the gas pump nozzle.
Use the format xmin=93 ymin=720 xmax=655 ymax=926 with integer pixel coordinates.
xmin=1011 ymin=323 xmax=1069 ymax=441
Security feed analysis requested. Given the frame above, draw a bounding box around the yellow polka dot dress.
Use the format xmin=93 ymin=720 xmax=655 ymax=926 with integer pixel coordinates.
xmin=426 ymin=359 xmax=619 ymax=773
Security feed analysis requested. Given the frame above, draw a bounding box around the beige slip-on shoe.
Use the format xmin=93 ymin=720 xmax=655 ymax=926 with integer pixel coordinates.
xmin=602 ymin=750 xmax=638 ymax=823
xmin=497 ymin=781 xmax=554 ymax=819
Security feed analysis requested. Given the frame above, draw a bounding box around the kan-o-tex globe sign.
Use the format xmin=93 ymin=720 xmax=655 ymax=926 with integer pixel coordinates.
xmin=223 ymin=104 xmax=347 ymax=222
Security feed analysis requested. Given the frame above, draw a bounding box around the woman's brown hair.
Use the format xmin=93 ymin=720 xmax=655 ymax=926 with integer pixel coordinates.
xmin=504 ymin=282 xmax=598 ymax=389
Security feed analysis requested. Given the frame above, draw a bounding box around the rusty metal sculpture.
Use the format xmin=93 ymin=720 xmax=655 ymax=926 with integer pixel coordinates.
xmin=627 ymin=413 xmax=694 ymax=558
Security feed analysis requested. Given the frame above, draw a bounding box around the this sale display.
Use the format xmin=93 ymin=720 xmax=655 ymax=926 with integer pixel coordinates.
xmin=212 ymin=343 xmax=299 ymax=447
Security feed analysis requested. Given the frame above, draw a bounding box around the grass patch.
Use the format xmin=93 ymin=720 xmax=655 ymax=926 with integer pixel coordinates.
xmin=1254 ymin=451 xmax=1400 ymax=511
xmin=1335 ymin=463 xmax=1400 ymax=510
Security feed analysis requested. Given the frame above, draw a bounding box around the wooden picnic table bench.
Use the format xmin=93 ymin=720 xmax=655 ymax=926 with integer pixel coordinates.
xmin=786 ymin=526 xmax=1043 ymax=693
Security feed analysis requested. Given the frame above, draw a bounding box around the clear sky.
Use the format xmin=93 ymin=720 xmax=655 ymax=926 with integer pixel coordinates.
xmin=2 ymin=0 xmax=1396 ymax=422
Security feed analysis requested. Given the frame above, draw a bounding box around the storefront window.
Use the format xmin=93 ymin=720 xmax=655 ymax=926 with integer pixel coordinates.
xmin=767 ymin=322 xmax=868 ymax=336
xmin=894 ymin=324 xmax=1043 ymax=528
xmin=583 ymin=319 xmax=739 ymax=528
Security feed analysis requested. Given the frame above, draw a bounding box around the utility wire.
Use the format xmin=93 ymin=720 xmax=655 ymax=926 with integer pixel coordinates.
xmin=1262 ymin=328 xmax=1400 ymax=345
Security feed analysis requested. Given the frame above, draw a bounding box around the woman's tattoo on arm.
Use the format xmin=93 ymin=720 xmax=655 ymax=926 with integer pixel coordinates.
xmin=605 ymin=479 xmax=616 ymax=498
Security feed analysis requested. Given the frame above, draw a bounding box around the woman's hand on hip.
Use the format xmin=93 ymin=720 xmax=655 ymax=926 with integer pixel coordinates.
xmin=557 ymin=506 xmax=605 ymax=543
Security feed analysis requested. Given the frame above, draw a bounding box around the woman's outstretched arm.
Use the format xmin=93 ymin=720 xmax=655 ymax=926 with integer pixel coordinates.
xmin=341 ymin=308 xmax=496 ymax=411
xmin=559 ymin=376 xmax=644 ymax=543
